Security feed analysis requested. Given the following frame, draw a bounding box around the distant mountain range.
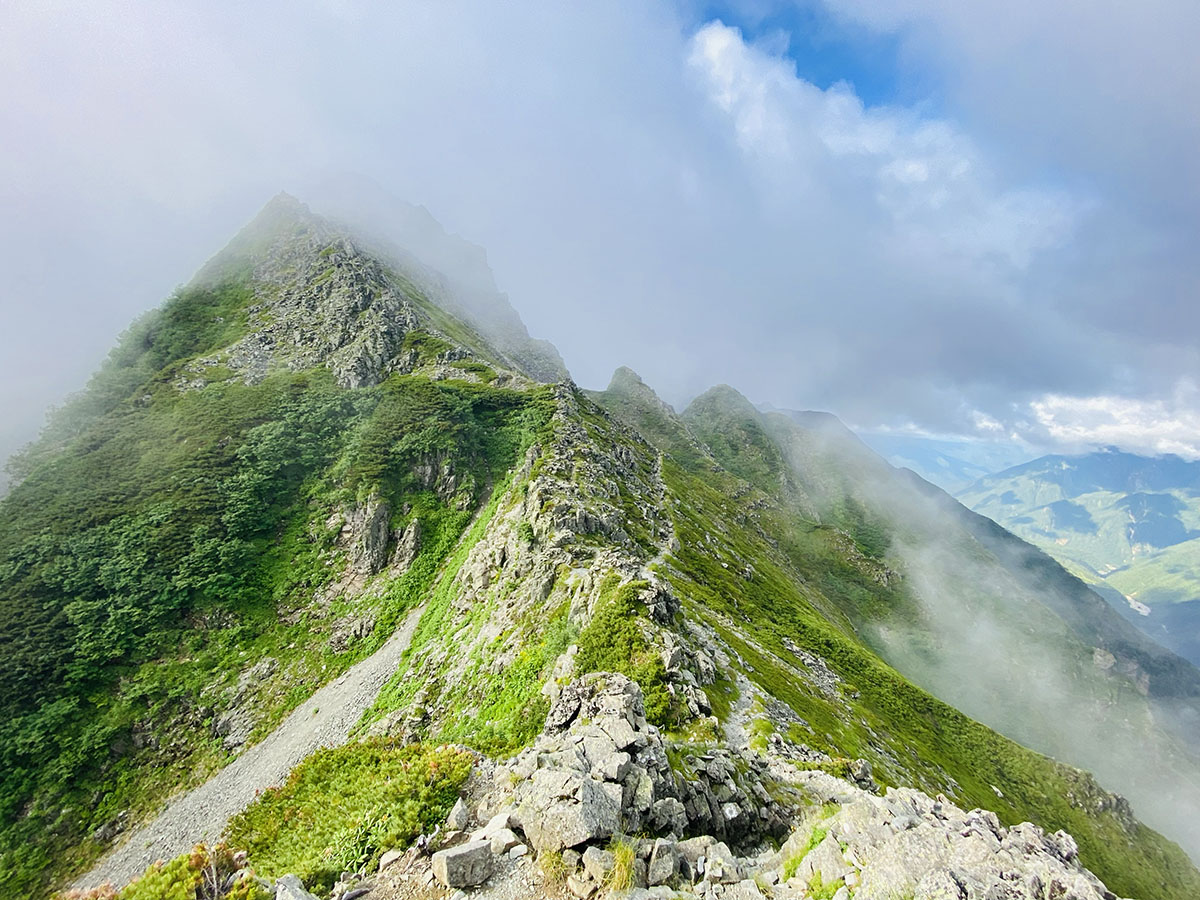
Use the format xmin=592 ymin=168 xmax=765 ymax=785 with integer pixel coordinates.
xmin=957 ymin=449 xmax=1200 ymax=667
xmin=857 ymin=431 xmax=1032 ymax=493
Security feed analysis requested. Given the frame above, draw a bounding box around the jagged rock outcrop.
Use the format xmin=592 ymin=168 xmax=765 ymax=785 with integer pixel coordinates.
xmin=359 ymin=679 xmax=1131 ymax=900
xmin=483 ymin=674 xmax=795 ymax=859
xmin=183 ymin=194 xmax=567 ymax=391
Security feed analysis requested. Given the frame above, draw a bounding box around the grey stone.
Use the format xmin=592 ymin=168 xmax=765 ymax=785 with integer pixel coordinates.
xmin=650 ymin=797 xmax=688 ymax=834
xmin=489 ymin=828 xmax=520 ymax=855
xmin=582 ymin=846 xmax=615 ymax=883
xmin=704 ymin=842 xmax=741 ymax=884
xmin=633 ymin=858 xmax=649 ymax=889
xmin=346 ymin=497 xmax=391 ymax=576
xmin=390 ymin=518 xmax=421 ymax=571
xmin=519 ymin=775 xmax=621 ymax=852
xmin=594 ymin=748 xmax=632 ymax=782
xmin=447 ymin=797 xmax=471 ymax=831
xmin=377 ymin=849 xmax=404 ymax=872
xmin=431 ymin=840 xmax=493 ymax=888
xmin=601 ymin=715 xmax=640 ymax=751
xmin=275 ymin=874 xmax=321 ymax=900
xmin=480 ymin=811 xmax=520 ymax=840
xmin=567 ymin=874 xmax=597 ymax=898
xmin=678 ymin=835 xmax=717 ymax=865
xmin=648 ymin=839 xmax=680 ymax=886
xmin=804 ymin=834 xmax=851 ymax=885
xmin=914 ymin=869 xmax=965 ymax=899
xmin=725 ymin=880 xmax=765 ymax=899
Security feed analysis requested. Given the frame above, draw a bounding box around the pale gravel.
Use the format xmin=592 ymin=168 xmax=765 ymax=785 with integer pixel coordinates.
xmin=72 ymin=604 xmax=425 ymax=892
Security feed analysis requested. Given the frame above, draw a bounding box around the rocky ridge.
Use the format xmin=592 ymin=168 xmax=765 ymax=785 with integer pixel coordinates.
xmin=182 ymin=194 xmax=561 ymax=392
xmin=42 ymin=197 xmax=1200 ymax=900
xmin=260 ymin=675 xmax=1129 ymax=900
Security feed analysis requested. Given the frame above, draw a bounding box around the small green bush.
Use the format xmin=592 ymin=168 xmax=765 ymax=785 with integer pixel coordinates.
xmin=224 ymin=740 xmax=472 ymax=894
xmin=66 ymin=843 xmax=269 ymax=900
xmin=575 ymin=579 xmax=678 ymax=726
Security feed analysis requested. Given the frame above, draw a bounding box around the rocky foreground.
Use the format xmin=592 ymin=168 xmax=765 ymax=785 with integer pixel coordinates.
xmin=254 ymin=674 xmax=1125 ymax=900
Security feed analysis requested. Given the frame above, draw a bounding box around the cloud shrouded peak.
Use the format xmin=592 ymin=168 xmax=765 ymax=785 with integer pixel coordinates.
xmin=0 ymin=1 xmax=1197 ymax=469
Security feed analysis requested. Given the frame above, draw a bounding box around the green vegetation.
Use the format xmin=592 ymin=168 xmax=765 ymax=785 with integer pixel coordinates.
xmin=805 ymin=872 xmax=843 ymax=900
xmin=7 ymin=208 xmax=1200 ymax=900
xmin=123 ymin=845 xmax=268 ymax=900
xmin=437 ymin=604 xmax=576 ymax=754
xmin=225 ymin=740 xmax=471 ymax=894
xmin=606 ymin=837 xmax=638 ymax=892
xmin=399 ymin=329 xmax=453 ymax=364
xmin=781 ymin=805 xmax=836 ymax=881
xmin=575 ymin=577 xmax=677 ymax=726
xmin=0 ymin=274 xmax=552 ymax=899
xmin=662 ymin=455 xmax=1198 ymax=900
xmin=591 ymin=379 xmax=1200 ymax=900
xmin=60 ymin=844 xmax=269 ymax=900
xmin=748 ymin=716 xmax=775 ymax=753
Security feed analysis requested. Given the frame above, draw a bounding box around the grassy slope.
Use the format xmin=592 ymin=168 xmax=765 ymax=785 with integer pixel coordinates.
xmin=593 ymin=376 xmax=1200 ymax=900
xmin=0 ymin=263 xmax=553 ymax=899
xmin=960 ymin=471 xmax=1200 ymax=609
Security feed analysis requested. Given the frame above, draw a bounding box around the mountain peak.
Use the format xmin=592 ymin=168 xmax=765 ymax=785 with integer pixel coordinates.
xmin=604 ymin=366 xmax=673 ymax=411
xmin=684 ymin=383 xmax=758 ymax=420
xmin=181 ymin=195 xmax=569 ymax=390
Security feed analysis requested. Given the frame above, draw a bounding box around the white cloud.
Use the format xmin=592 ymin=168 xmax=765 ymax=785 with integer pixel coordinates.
xmin=0 ymin=1 xmax=1195 ymax=468
xmin=1030 ymin=381 xmax=1200 ymax=459
xmin=686 ymin=21 xmax=1080 ymax=272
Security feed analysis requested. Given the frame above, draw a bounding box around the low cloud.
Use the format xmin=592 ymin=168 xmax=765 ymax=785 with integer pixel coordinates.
xmin=1029 ymin=381 xmax=1200 ymax=459
xmin=0 ymin=1 xmax=1197 ymax=466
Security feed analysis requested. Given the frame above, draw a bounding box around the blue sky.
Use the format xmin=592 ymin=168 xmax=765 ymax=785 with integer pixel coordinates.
xmin=692 ymin=2 xmax=917 ymax=108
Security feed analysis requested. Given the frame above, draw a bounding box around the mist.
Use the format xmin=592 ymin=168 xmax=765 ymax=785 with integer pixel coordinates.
xmin=768 ymin=411 xmax=1200 ymax=861
xmin=4 ymin=0 xmax=1200 ymax=479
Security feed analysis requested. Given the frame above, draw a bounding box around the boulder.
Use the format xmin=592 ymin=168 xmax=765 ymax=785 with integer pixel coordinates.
xmin=275 ymin=874 xmax=321 ymax=900
xmin=431 ymin=840 xmax=494 ymax=888
xmin=519 ymin=774 xmax=621 ymax=852
xmin=582 ymin=846 xmax=616 ymax=883
xmin=489 ymin=828 xmax=521 ymax=855
xmin=447 ymin=797 xmax=472 ymax=831
xmin=567 ymin=874 xmax=597 ymax=898
xmin=796 ymin=834 xmax=851 ymax=885
xmin=703 ymin=842 xmax=741 ymax=884
xmin=725 ymin=881 xmax=765 ymax=899
xmin=648 ymin=839 xmax=680 ymax=885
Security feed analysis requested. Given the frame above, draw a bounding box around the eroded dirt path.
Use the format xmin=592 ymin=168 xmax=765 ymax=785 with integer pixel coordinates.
xmin=73 ymin=604 xmax=425 ymax=892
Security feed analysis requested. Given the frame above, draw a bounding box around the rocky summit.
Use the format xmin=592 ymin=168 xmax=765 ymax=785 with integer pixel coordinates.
xmin=5 ymin=196 xmax=1200 ymax=900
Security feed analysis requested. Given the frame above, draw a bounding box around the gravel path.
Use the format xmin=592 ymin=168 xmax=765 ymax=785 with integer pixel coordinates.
xmin=72 ymin=604 xmax=425 ymax=892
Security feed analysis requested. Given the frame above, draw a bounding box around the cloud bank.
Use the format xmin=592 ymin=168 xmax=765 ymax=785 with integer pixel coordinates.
xmin=1 ymin=0 xmax=1197 ymax=468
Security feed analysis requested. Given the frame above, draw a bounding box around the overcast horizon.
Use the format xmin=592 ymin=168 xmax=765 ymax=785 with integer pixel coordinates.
xmin=3 ymin=0 xmax=1199 ymax=473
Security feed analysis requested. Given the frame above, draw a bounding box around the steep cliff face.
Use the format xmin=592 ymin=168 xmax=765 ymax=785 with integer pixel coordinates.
xmin=5 ymin=197 xmax=1200 ymax=900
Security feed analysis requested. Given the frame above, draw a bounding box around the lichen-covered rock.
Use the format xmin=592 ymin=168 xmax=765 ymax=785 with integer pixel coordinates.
xmin=648 ymin=838 xmax=680 ymax=885
xmin=389 ymin=518 xmax=421 ymax=572
xmin=344 ymin=496 xmax=391 ymax=576
xmin=431 ymin=840 xmax=494 ymax=888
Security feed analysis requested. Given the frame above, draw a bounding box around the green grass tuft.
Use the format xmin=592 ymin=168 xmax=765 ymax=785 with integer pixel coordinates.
xmin=224 ymin=740 xmax=471 ymax=894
